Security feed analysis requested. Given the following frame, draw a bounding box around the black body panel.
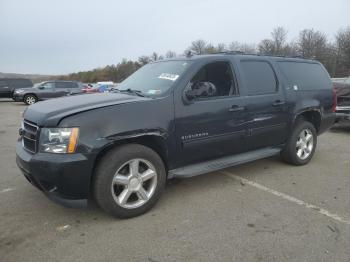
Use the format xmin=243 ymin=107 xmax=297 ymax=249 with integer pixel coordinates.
xmin=15 ymin=54 xmax=336 ymax=206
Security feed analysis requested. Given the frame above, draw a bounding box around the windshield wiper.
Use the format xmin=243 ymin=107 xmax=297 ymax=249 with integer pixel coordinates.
xmin=115 ymin=88 xmax=146 ymax=97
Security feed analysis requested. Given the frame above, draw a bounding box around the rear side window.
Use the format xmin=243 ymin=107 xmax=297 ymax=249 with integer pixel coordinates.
xmin=0 ymin=80 xmax=7 ymax=87
xmin=7 ymin=79 xmax=32 ymax=88
xmin=277 ymin=62 xmax=331 ymax=90
xmin=56 ymin=82 xmax=68 ymax=88
xmin=240 ymin=61 xmax=277 ymax=95
xmin=56 ymin=82 xmax=77 ymax=88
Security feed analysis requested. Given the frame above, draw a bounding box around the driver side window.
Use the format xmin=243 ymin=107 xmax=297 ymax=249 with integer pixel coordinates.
xmin=189 ymin=61 xmax=236 ymax=99
xmin=40 ymin=82 xmax=54 ymax=90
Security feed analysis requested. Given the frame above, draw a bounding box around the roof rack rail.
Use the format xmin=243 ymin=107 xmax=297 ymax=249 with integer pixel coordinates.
xmin=195 ymin=52 xmax=308 ymax=60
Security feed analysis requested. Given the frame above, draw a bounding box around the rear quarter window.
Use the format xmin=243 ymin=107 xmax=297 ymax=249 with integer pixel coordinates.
xmin=277 ymin=62 xmax=331 ymax=90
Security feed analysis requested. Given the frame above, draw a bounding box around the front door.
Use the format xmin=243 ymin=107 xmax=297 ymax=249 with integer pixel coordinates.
xmin=174 ymin=60 xmax=248 ymax=166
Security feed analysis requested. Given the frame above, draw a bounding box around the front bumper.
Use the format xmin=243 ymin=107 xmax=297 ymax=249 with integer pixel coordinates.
xmin=16 ymin=140 xmax=95 ymax=208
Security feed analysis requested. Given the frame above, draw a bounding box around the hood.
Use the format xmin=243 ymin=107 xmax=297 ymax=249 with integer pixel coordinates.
xmin=24 ymin=92 xmax=148 ymax=126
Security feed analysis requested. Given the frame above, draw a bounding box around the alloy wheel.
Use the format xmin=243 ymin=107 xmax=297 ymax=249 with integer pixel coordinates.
xmin=296 ymin=129 xmax=314 ymax=160
xmin=26 ymin=96 xmax=36 ymax=105
xmin=111 ymin=158 xmax=157 ymax=209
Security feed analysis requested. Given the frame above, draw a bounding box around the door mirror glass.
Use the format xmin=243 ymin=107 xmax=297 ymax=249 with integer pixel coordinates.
xmin=184 ymin=81 xmax=217 ymax=101
xmin=38 ymin=85 xmax=44 ymax=89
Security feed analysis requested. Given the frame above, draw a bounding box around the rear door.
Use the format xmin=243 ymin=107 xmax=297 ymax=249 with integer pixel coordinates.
xmin=54 ymin=82 xmax=71 ymax=97
xmin=66 ymin=82 xmax=82 ymax=95
xmin=237 ymin=59 xmax=288 ymax=150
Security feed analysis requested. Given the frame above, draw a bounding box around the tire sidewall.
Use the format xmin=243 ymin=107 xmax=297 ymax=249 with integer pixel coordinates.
xmin=284 ymin=120 xmax=317 ymax=165
xmin=24 ymin=94 xmax=37 ymax=105
xmin=93 ymin=144 xmax=166 ymax=218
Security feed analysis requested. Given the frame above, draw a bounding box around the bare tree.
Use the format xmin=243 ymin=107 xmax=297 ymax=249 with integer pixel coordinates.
xmin=150 ymin=52 xmax=163 ymax=62
xmin=271 ymin=27 xmax=288 ymax=55
xmin=165 ymin=50 xmax=177 ymax=58
xmin=229 ymin=41 xmax=256 ymax=53
xmin=187 ymin=39 xmax=207 ymax=55
xmin=138 ymin=56 xmax=151 ymax=66
xmin=335 ymin=27 xmax=350 ymax=76
xmin=258 ymin=39 xmax=275 ymax=54
xmin=258 ymin=27 xmax=292 ymax=55
xmin=297 ymin=29 xmax=328 ymax=58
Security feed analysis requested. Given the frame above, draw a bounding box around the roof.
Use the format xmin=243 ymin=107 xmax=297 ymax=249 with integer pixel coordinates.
xmin=159 ymin=52 xmax=317 ymax=64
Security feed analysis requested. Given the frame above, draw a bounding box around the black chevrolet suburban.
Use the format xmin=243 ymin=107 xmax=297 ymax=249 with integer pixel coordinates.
xmin=0 ymin=78 xmax=33 ymax=98
xmin=16 ymin=53 xmax=336 ymax=218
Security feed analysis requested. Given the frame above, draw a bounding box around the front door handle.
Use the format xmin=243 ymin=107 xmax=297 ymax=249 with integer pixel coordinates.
xmin=229 ymin=105 xmax=245 ymax=112
xmin=272 ymin=100 xmax=286 ymax=106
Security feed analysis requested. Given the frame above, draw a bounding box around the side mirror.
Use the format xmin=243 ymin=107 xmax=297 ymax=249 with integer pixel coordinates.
xmin=38 ymin=86 xmax=44 ymax=90
xmin=183 ymin=82 xmax=216 ymax=103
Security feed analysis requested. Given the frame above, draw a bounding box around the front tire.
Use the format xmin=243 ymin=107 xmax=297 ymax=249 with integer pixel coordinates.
xmin=93 ymin=144 xmax=166 ymax=218
xmin=24 ymin=94 xmax=38 ymax=105
xmin=281 ymin=119 xmax=317 ymax=166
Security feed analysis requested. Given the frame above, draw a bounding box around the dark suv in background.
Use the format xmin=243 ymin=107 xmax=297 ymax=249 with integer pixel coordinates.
xmin=16 ymin=53 xmax=335 ymax=218
xmin=13 ymin=80 xmax=83 ymax=105
xmin=0 ymin=78 xmax=33 ymax=98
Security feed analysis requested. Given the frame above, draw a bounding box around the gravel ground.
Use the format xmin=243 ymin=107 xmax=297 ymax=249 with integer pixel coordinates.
xmin=1 ymin=98 xmax=350 ymax=262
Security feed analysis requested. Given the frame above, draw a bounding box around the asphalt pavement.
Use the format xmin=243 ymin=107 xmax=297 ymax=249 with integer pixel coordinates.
xmin=1 ymin=98 xmax=350 ymax=262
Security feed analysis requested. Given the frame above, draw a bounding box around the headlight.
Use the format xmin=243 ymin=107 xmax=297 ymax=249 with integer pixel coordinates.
xmin=39 ymin=128 xmax=79 ymax=153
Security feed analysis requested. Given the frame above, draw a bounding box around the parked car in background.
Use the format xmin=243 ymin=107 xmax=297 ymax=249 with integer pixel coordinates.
xmin=16 ymin=53 xmax=335 ymax=218
xmin=13 ymin=80 xmax=83 ymax=105
xmin=333 ymin=80 xmax=350 ymax=122
xmin=0 ymin=78 xmax=33 ymax=98
xmin=82 ymin=83 xmax=99 ymax=93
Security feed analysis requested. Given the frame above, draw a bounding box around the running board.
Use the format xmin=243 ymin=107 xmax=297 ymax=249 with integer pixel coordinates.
xmin=168 ymin=147 xmax=281 ymax=178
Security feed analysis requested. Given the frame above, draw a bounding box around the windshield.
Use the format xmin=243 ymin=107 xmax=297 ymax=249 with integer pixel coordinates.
xmin=117 ymin=60 xmax=192 ymax=96
xmin=33 ymin=82 xmax=44 ymax=88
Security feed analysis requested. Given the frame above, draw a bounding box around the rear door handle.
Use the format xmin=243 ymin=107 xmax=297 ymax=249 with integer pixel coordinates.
xmin=229 ymin=105 xmax=245 ymax=112
xmin=272 ymin=100 xmax=286 ymax=106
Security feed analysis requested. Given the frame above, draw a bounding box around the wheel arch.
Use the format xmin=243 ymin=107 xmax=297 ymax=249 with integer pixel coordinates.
xmin=293 ymin=109 xmax=322 ymax=133
xmin=90 ymin=132 xmax=169 ymax=195
xmin=23 ymin=93 xmax=38 ymax=102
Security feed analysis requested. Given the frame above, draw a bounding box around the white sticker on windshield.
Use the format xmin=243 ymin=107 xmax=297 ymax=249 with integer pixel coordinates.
xmin=158 ymin=73 xmax=179 ymax=81
xmin=148 ymin=89 xmax=161 ymax=95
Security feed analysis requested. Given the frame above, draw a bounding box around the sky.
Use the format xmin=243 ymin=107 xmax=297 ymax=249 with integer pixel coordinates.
xmin=0 ymin=0 xmax=349 ymax=75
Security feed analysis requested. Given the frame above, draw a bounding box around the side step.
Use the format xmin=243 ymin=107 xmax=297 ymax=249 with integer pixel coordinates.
xmin=168 ymin=147 xmax=281 ymax=178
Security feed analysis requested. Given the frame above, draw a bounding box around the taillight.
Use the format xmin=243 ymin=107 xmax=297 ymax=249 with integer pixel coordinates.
xmin=332 ymin=88 xmax=337 ymax=112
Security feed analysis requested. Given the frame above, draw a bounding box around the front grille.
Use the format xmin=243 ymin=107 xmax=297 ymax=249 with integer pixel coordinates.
xmin=22 ymin=120 xmax=39 ymax=153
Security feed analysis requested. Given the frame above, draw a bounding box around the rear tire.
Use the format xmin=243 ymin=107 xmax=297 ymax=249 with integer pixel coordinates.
xmin=281 ymin=119 xmax=317 ymax=166
xmin=24 ymin=94 xmax=38 ymax=105
xmin=93 ymin=144 xmax=166 ymax=218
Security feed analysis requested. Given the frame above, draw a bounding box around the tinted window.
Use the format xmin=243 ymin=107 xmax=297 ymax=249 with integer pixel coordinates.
xmin=0 ymin=80 xmax=7 ymax=87
xmin=278 ymin=62 xmax=331 ymax=90
xmin=56 ymin=82 xmax=77 ymax=88
xmin=7 ymin=79 xmax=32 ymax=88
xmin=240 ymin=61 xmax=277 ymax=95
xmin=190 ymin=61 xmax=235 ymax=99
xmin=40 ymin=82 xmax=54 ymax=89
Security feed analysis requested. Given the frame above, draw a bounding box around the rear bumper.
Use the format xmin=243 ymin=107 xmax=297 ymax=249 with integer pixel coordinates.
xmin=335 ymin=106 xmax=350 ymax=122
xmin=16 ymin=140 xmax=95 ymax=208
xmin=318 ymin=112 xmax=336 ymax=134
